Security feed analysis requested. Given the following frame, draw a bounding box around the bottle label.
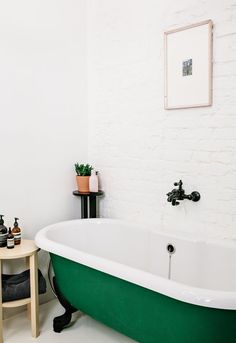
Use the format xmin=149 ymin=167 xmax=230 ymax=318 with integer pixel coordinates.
xmin=7 ymin=238 xmax=14 ymax=248
xmin=13 ymin=233 xmax=21 ymax=240
xmin=0 ymin=233 xmax=7 ymax=243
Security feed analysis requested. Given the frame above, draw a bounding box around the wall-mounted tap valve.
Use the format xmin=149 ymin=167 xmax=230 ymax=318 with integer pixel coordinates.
xmin=166 ymin=180 xmax=200 ymax=206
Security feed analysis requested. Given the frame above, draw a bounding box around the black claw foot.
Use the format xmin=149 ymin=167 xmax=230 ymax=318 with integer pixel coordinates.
xmin=53 ymin=277 xmax=77 ymax=333
xmin=53 ymin=310 xmax=73 ymax=333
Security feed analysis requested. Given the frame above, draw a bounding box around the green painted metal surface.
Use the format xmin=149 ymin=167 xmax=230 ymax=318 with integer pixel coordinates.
xmin=51 ymin=253 xmax=236 ymax=343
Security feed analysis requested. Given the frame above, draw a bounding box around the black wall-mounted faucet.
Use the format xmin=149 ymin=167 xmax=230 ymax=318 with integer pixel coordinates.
xmin=166 ymin=180 xmax=200 ymax=206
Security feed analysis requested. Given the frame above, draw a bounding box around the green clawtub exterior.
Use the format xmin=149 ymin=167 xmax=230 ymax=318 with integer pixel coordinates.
xmin=51 ymin=253 xmax=236 ymax=343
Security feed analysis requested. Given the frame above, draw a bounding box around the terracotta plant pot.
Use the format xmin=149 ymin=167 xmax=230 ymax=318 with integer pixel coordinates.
xmin=76 ymin=176 xmax=90 ymax=193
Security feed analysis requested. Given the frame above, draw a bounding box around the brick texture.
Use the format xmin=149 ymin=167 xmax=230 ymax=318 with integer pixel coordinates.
xmin=87 ymin=0 xmax=236 ymax=238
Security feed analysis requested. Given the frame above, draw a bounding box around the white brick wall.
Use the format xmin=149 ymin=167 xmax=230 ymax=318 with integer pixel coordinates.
xmin=87 ymin=0 xmax=236 ymax=238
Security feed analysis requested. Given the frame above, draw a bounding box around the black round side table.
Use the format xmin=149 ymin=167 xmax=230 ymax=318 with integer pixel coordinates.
xmin=72 ymin=190 xmax=104 ymax=219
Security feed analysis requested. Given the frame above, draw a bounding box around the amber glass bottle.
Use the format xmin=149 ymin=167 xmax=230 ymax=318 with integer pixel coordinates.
xmin=7 ymin=228 xmax=15 ymax=249
xmin=12 ymin=218 xmax=21 ymax=245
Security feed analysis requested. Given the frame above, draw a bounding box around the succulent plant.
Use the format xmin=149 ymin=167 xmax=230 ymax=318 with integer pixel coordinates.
xmin=74 ymin=163 xmax=93 ymax=176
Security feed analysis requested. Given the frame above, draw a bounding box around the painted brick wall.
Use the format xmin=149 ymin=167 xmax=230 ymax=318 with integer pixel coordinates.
xmin=87 ymin=0 xmax=236 ymax=238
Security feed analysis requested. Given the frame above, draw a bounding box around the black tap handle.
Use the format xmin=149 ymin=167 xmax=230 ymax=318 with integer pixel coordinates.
xmin=191 ymin=191 xmax=201 ymax=202
xmin=174 ymin=180 xmax=183 ymax=188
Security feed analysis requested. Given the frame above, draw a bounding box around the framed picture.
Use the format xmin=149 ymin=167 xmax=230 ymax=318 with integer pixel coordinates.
xmin=164 ymin=20 xmax=213 ymax=109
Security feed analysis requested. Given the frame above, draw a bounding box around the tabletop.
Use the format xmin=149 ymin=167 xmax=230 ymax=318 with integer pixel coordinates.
xmin=0 ymin=239 xmax=39 ymax=260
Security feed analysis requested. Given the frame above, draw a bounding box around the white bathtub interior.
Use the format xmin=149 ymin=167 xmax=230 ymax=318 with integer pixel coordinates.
xmin=40 ymin=219 xmax=236 ymax=292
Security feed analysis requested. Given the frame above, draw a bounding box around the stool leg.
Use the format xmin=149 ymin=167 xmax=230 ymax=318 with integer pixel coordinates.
xmin=81 ymin=196 xmax=88 ymax=218
xmin=0 ymin=260 xmax=3 ymax=343
xmin=29 ymin=253 xmax=39 ymax=337
xmin=26 ymin=257 xmax=31 ymax=320
xmin=89 ymin=195 xmax=97 ymax=218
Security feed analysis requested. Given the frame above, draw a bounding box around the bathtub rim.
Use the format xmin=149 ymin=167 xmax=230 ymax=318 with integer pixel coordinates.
xmin=35 ymin=218 xmax=236 ymax=310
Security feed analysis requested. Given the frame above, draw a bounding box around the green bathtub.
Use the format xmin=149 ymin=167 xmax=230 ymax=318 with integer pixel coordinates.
xmin=50 ymin=253 xmax=236 ymax=343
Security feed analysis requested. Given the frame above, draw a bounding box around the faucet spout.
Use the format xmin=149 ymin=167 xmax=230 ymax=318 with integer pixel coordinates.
xmin=171 ymin=198 xmax=180 ymax=206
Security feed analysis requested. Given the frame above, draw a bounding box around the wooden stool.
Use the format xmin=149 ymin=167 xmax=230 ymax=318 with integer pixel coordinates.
xmin=0 ymin=239 xmax=39 ymax=342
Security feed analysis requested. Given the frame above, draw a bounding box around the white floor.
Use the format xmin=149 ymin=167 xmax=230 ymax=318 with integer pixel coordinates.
xmin=3 ymin=299 xmax=136 ymax=343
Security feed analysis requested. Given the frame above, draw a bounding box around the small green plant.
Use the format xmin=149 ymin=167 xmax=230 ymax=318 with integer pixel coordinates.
xmin=74 ymin=163 xmax=93 ymax=176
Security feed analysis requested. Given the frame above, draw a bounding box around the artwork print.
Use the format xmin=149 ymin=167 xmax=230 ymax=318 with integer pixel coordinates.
xmin=182 ymin=59 xmax=192 ymax=76
xmin=164 ymin=20 xmax=213 ymax=109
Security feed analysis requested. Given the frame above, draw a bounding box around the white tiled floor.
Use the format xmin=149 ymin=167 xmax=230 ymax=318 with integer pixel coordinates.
xmin=3 ymin=299 xmax=136 ymax=342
